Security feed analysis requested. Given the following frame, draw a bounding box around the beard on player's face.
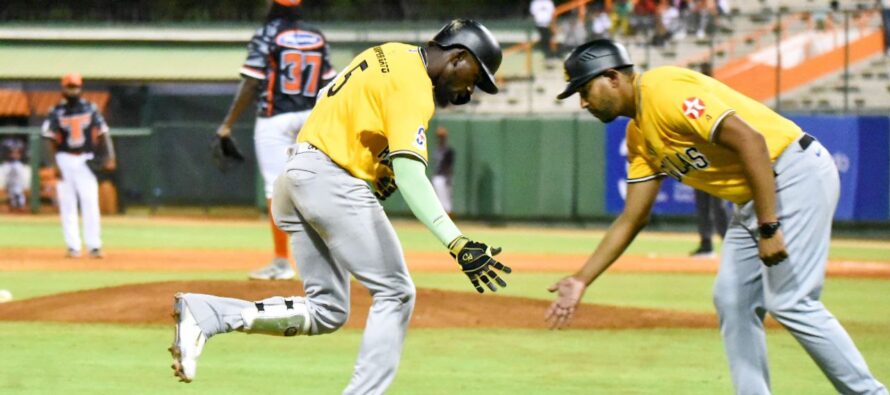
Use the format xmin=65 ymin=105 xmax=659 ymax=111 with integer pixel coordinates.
xmin=433 ymin=82 xmax=471 ymax=107
xmin=62 ymin=86 xmax=82 ymax=103
xmin=581 ymin=78 xmax=620 ymax=123
xmin=433 ymin=51 xmax=479 ymax=107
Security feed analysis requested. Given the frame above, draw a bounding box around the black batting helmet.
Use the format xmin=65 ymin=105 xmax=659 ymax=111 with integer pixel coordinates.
xmin=556 ymin=39 xmax=633 ymax=100
xmin=430 ymin=19 xmax=502 ymax=94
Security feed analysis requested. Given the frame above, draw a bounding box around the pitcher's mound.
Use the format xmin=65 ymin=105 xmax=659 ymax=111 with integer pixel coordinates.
xmin=0 ymin=281 xmax=716 ymax=329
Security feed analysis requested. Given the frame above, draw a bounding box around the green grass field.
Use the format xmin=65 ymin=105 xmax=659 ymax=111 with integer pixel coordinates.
xmin=1 ymin=216 xmax=888 ymax=394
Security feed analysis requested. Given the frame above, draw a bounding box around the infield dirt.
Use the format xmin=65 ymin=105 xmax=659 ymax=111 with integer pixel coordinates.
xmin=0 ymin=280 xmax=719 ymax=329
xmin=2 ymin=247 xmax=878 ymax=329
xmin=3 ymin=248 xmax=889 ymax=278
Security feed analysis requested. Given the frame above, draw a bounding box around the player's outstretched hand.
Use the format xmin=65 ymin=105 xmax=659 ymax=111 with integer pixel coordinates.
xmin=545 ymin=276 xmax=586 ymax=330
xmin=448 ymin=236 xmax=512 ymax=293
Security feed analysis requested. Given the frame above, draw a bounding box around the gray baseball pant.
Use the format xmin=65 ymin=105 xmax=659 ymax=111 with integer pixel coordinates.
xmin=180 ymin=145 xmax=416 ymax=395
xmin=714 ymin=135 xmax=887 ymax=395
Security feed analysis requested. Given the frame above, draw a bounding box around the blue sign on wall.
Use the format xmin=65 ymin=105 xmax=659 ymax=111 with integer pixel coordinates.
xmin=789 ymin=115 xmax=889 ymax=220
xmin=604 ymin=115 xmax=889 ymax=220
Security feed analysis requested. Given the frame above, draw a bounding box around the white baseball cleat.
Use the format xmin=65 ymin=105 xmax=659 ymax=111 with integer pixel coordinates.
xmin=248 ymin=257 xmax=296 ymax=281
xmin=169 ymin=293 xmax=206 ymax=383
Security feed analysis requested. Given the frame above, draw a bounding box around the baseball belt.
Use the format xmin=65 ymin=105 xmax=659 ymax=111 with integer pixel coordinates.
xmin=798 ymin=133 xmax=815 ymax=151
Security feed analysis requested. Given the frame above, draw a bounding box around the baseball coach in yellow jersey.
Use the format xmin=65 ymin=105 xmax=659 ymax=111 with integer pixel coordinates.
xmin=546 ymin=39 xmax=887 ymax=395
xmin=168 ymin=19 xmax=512 ymax=395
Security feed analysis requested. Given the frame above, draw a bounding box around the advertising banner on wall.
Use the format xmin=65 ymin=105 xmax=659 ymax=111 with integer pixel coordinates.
xmin=604 ymin=115 xmax=889 ymax=220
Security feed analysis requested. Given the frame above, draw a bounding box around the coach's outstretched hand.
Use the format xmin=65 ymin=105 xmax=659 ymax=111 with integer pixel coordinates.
xmin=449 ymin=236 xmax=512 ymax=293
xmin=545 ymin=276 xmax=586 ymax=329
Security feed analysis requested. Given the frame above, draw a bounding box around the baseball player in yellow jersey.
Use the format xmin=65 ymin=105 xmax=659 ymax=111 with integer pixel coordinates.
xmin=546 ymin=40 xmax=887 ymax=395
xmin=168 ymin=20 xmax=512 ymax=394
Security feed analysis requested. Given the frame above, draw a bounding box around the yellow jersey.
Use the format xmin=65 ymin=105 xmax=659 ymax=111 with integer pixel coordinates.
xmin=298 ymin=42 xmax=434 ymax=183
xmin=626 ymin=66 xmax=802 ymax=204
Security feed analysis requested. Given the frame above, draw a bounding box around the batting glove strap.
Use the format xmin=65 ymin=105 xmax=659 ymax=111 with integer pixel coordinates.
xmin=373 ymin=176 xmax=398 ymax=201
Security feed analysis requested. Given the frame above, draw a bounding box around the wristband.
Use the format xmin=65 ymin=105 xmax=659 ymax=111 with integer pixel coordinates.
xmin=758 ymin=222 xmax=780 ymax=239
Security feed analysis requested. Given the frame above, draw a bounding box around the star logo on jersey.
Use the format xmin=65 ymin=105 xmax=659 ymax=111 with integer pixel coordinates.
xmin=413 ymin=126 xmax=427 ymax=149
xmin=682 ymin=97 xmax=706 ymax=119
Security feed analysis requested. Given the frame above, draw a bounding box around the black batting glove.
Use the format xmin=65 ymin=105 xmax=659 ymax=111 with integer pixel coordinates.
xmin=448 ymin=236 xmax=512 ymax=293
xmin=373 ymin=176 xmax=398 ymax=201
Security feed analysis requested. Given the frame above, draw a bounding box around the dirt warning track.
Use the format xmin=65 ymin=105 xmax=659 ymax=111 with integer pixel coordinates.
xmin=2 ymin=248 xmax=889 ymax=278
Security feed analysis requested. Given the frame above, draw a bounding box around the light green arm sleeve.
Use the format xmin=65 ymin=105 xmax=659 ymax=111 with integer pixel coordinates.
xmin=392 ymin=156 xmax=462 ymax=247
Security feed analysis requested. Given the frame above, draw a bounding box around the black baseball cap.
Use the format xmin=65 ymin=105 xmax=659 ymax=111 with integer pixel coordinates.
xmin=556 ymin=39 xmax=633 ymax=100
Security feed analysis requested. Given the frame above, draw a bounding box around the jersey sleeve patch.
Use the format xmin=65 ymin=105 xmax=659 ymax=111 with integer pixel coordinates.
xmin=412 ymin=126 xmax=427 ymax=150
xmin=682 ymin=97 xmax=706 ymax=119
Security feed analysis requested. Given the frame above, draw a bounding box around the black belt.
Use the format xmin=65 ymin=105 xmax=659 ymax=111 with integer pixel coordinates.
xmin=799 ymin=134 xmax=815 ymax=150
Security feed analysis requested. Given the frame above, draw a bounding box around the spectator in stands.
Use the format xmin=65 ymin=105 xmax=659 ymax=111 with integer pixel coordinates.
xmin=689 ymin=0 xmax=714 ymax=40
xmin=715 ymin=0 xmax=732 ymax=32
xmin=590 ymin=2 xmax=613 ymax=39
xmin=633 ymin=0 xmax=659 ymax=43
xmin=652 ymin=1 xmax=683 ymax=45
xmin=530 ymin=0 xmax=558 ymax=61
xmin=0 ymin=137 xmax=28 ymax=211
xmin=561 ymin=7 xmax=590 ymax=50
xmin=610 ymin=0 xmax=634 ymax=37
xmin=814 ymin=0 xmax=841 ymax=31
xmin=432 ymin=126 xmax=455 ymax=216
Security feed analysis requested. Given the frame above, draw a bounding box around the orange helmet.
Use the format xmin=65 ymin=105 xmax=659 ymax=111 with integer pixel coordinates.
xmin=61 ymin=72 xmax=83 ymax=87
xmin=273 ymin=0 xmax=302 ymax=6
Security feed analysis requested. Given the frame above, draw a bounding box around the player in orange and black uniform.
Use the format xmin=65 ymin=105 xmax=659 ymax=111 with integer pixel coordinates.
xmin=216 ymin=0 xmax=336 ymax=280
xmin=42 ymin=73 xmax=116 ymax=259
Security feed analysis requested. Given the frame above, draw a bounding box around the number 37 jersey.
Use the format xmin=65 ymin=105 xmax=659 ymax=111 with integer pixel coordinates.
xmin=298 ymin=43 xmax=435 ymax=183
xmin=240 ymin=18 xmax=336 ymax=117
